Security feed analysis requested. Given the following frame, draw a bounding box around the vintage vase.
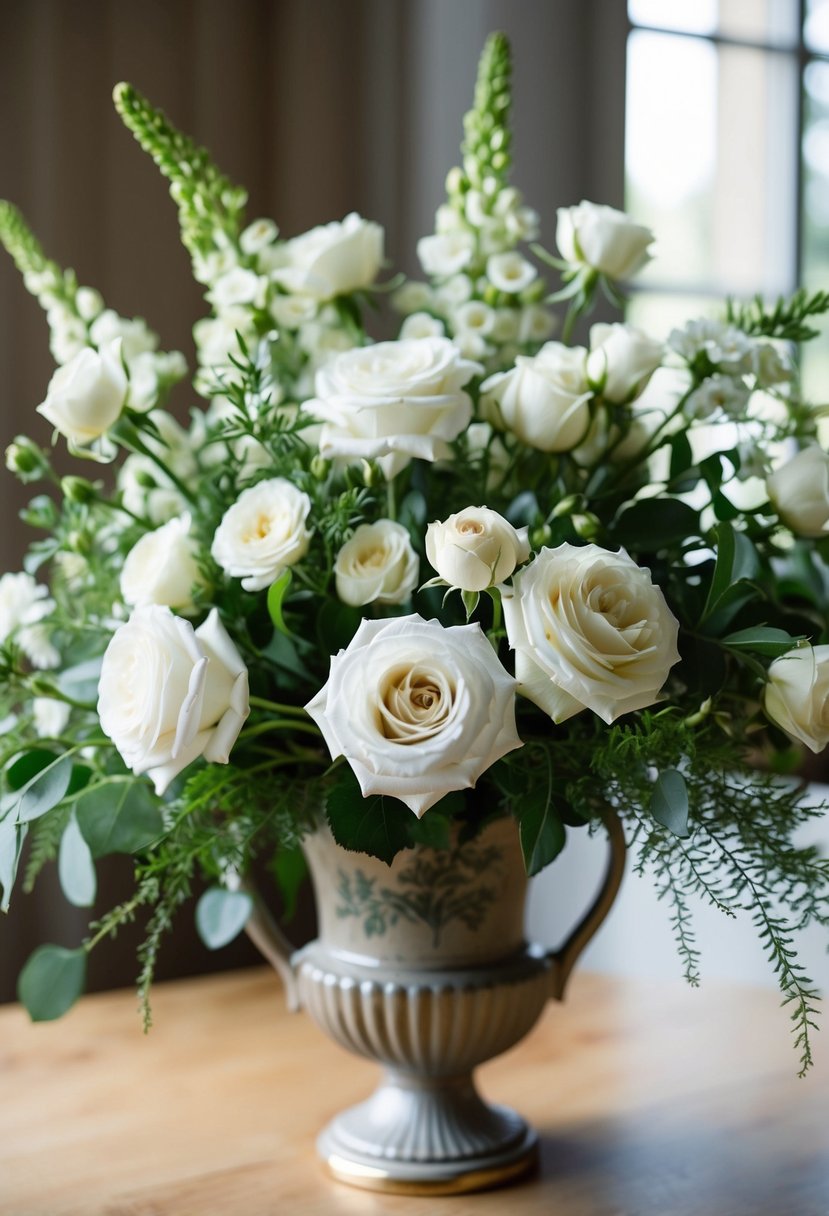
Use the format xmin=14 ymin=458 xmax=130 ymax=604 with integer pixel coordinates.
xmin=244 ymin=811 xmax=626 ymax=1196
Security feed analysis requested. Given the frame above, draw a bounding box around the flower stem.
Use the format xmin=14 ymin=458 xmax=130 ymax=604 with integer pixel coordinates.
xmin=248 ymin=695 xmax=309 ymax=717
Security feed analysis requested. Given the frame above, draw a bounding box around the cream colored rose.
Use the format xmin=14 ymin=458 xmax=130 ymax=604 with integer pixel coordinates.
xmin=271 ymin=213 xmax=384 ymax=300
xmin=765 ymin=645 xmax=829 ymax=753
xmin=426 ymin=507 xmax=530 ymax=592
xmin=502 ymin=543 xmax=680 ymax=724
xmin=302 ymin=337 xmax=479 ymax=479
xmin=120 ymin=515 xmax=205 ymax=614
xmin=587 ymin=323 xmax=663 ymax=404
xmin=211 ymin=478 xmax=312 ymax=593
xmin=767 ymin=446 xmax=829 ymax=538
xmin=481 ymin=342 xmax=591 ymax=452
xmin=334 ymin=521 xmax=419 ymax=606
xmin=556 ymin=202 xmax=654 ymax=280
xmin=37 ymin=339 xmax=127 ymax=453
xmin=97 ymin=606 xmax=249 ymax=795
xmin=306 ymin=614 xmax=521 ymax=816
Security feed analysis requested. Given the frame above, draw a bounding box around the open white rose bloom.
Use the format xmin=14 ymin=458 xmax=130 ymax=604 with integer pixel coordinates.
xmin=2 ymin=34 xmax=829 ymax=1073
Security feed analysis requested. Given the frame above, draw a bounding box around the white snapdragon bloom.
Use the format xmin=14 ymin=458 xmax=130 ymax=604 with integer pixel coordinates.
xmin=211 ymin=478 xmax=313 ymax=592
xmin=120 ymin=515 xmax=205 ymax=614
xmin=208 ymin=267 xmax=266 ymax=311
xmin=49 ymin=314 xmax=87 ymax=365
xmin=89 ymin=310 xmax=157 ymax=362
xmin=767 ymin=446 xmax=829 ymax=537
xmin=587 ymin=323 xmax=663 ymax=405
xmin=417 ymin=232 xmax=475 ymax=278
xmin=453 ymin=300 xmax=495 ymax=338
xmin=98 ymin=606 xmax=249 ymax=795
xmin=37 ymin=339 xmax=127 ymax=456
xmin=240 ymin=218 xmax=279 ymax=255
xmin=75 ymin=287 xmax=104 ymax=321
xmin=306 ymin=614 xmax=522 ymax=817
xmin=399 ymin=313 xmax=445 ymax=341
xmin=765 ymin=645 xmax=829 ymax=753
xmin=556 ymin=202 xmax=654 ymax=279
xmin=686 ymin=374 xmax=751 ymax=421
xmin=426 ymin=507 xmax=530 ymax=592
xmin=751 ymin=342 xmax=792 ymax=388
xmin=492 ymin=309 xmax=521 ymax=343
xmin=192 ymin=247 xmax=238 ymax=287
xmin=481 ymin=342 xmax=591 ymax=452
xmin=193 ymin=309 xmax=254 ymax=370
xmin=0 ymin=572 xmax=59 ymax=669
xmin=391 ymin=281 xmax=434 ymax=314
xmin=486 ymin=252 xmax=537 ymax=295
xmin=503 ymin=543 xmax=680 ymax=724
xmin=33 ymin=697 xmax=71 ymax=740
xmin=334 ymin=521 xmax=419 ymax=606
xmin=668 ymin=318 xmax=753 ymax=372
xmin=271 ymin=213 xmax=384 ymax=300
xmin=518 ymin=305 xmax=556 ymax=345
xmin=269 ymin=294 xmax=317 ymax=330
xmin=434 ymin=274 xmax=474 ymax=309
xmin=302 ymin=337 xmax=480 ymax=479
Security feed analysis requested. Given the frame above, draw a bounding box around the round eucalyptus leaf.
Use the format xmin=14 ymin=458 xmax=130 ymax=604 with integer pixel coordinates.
xmin=18 ymin=945 xmax=87 ymax=1021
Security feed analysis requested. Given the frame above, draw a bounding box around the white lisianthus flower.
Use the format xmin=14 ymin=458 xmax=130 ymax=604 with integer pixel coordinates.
xmin=271 ymin=213 xmax=384 ymax=300
xmin=334 ymin=521 xmax=419 ymax=606
xmin=33 ymin=697 xmax=71 ymax=740
xmin=89 ymin=311 xmax=157 ymax=362
xmin=486 ymin=252 xmax=537 ymax=295
xmin=208 ymin=267 xmax=266 ymax=311
xmin=686 ymin=374 xmax=751 ymax=421
xmin=240 ymin=217 xmax=279 ymax=255
xmin=767 ymin=446 xmax=829 ymax=538
xmin=668 ymin=318 xmax=752 ymax=372
xmin=587 ymin=323 xmax=663 ymax=405
xmin=453 ymin=300 xmax=495 ymax=337
xmin=211 ymin=477 xmax=312 ymax=592
xmin=765 ymin=645 xmax=829 ymax=753
xmin=0 ymin=572 xmax=60 ymax=669
xmin=399 ymin=312 xmax=445 ymax=341
xmin=120 ymin=515 xmax=205 ymax=614
xmin=556 ymin=201 xmax=654 ymax=280
xmin=97 ymin=606 xmax=250 ymax=795
xmin=37 ymin=339 xmax=127 ymax=456
xmin=306 ymin=614 xmax=522 ymax=817
xmin=426 ymin=507 xmax=530 ymax=592
xmin=481 ymin=341 xmax=591 ymax=452
xmin=502 ymin=543 xmax=680 ymax=724
xmin=391 ymin=281 xmax=434 ymax=314
xmin=302 ymin=337 xmax=480 ymax=479
xmin=417 ymin=232 xmax=475 ymax=278
xmin=269 ymin=294 xmax=317 ymax=330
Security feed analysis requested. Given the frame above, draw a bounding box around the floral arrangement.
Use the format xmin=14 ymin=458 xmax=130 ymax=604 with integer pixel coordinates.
xmin=2 ymin=34 xmax=829 ymax=1074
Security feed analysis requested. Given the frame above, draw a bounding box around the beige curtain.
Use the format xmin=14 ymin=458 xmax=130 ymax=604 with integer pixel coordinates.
xmin=0 ymin=0 xmax=627 ymax=1000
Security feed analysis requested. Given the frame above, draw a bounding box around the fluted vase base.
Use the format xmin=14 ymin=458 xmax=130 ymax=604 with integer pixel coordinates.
xmin=319 ymin=1070 xmax=538 ymax=1195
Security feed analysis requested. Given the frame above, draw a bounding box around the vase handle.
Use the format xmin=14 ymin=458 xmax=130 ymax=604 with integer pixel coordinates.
xmin=229 ymin=872 xmax=301 ymax=1011
xmin=546 ymin=808 xmax=626 ymax=1001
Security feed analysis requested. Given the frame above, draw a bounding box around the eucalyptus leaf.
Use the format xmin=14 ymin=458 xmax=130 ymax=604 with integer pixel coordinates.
xmin=75 ymin=781 xmax=163 ymax=857
xmin=18 ymin=945 xmax=87 ymax=1021
xmin=56 ymin=657 xmax=103 ymax=705
xmin=58 ymin=813 xmax=97 ymax=908
xmin=0 ymin=815 xmax=27 ymax=913
xmin=650 ymin=769 xmax=690 ymax=838
xmin=10 ymin=755 xmax=73 ymax=824
xmin=195 ymin=887 xmax=253 ymax=950
xmin=4 ymin=748 xmax=58 ymax=793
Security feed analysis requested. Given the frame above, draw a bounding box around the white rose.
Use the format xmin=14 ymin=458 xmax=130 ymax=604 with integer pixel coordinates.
xmin=587 ymin=322 xmax=663 ymax=404
xmin=37 ymin=339 xmax=127 ymax=453
xmin=120 ymin=515 xmax=205 ymax=613
xmin=556 ymin=201 xmax=654 ymax=279
xmin=503 ymin=543 xmax=680 ymax=724
xmin=486 ymin=252 xmax=537 ymax=295
xmin=271 ymin=213 xmax=384 ymax=300
xmin=417 ymin=232 xmax=475 ymax=278
xmin=426 ymin=507 xmax=530 ymax=592
xmin=765 ymin=645 xmax=829 ymax=753
xmin=211 ymin=477 xmax=312 ymax=592
xmin=334 ymin=521 xmax=419 ymax=606
xmin=767 ymin=446 xmax=829 ymax=538
xmin=97 ymin=606 xmax=250 ymax=795
xmin=302 ymin=337 xmax=480 ymax=479
xmin=481 ymin=342 xmax=591 ymax=452
xmin=306 ymin=614 xmax=522 ymax=816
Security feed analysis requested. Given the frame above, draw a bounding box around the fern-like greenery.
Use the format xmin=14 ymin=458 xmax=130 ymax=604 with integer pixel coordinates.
xmin=725 ymin=289 xmax=829 ymax=344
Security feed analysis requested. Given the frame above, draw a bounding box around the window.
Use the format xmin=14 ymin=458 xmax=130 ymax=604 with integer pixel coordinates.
xmin=625 ymin=0 xmax=829 ymax=400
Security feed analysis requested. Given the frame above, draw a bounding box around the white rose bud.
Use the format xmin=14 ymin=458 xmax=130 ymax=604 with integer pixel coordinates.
xmin=37 ymin=339 xmax=127 ymax=452
xmin=426 ymin=507 xmax=530 ymax=592
xmin=120 ymin=515 xmax=205 ymax=614
xmin=767 ymin=446 xmax=829 ymax=538
xmin=334 ymin=520 xmax=419 ymax=606
xmin=481 ymin=341 xmax=591 ymax=452
xmin=503 ymin=543 xmax=680 ymax=724
xmin=271 ymin=213 xmax=384 ymax=300
xmin=97 ymin=606 xmax=250 ymax=795
xmin=306 ymin=614 xmax=522 ymax=817
xmin=765 ymin=645 xmax=829 ymax=754
xmin=587 ymin=322 xmax=663 ymax=404
xmin=211 ymin=477 xmax=312 ymax=592
xmin=556 ymin=201 xmax=654 ymax=280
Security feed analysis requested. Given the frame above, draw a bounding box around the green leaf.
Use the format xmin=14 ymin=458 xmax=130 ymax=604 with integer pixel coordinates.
xmin=317 ymin=600 xmax=362 ymax=656
xmin=75 ymin=781 xmax=163 ymax=857
xmin=399 ymin=490 xmax=427 ymax=529
xmin=722 ymin=627 xmax=802 ymax=658
xmin=702 ymin=523 xmax=759 ymax=622
xmin=461 ymin=589 xmax=480 ymax=620
xmin=195 ymin=887 xmax=253 ymax=950
xmin=260 ymin=629 xmax=316 ymax=683
xmin=4 ymin=748 xmax=58 ymax=792
xmin=9 ymin=755 xmax=73 ymax=824
xmin=0 ymin=816 xmax=27 ymax=912
xmin=56 ymin=657 xmax=103 ymax=705
xmin=613 ymin=498 xmax=701 ymax=550
xmin=650 ymin=769 xmax=689 ymax=838
xmin=58 ymin=813 xmax=97 ymax=908
xmin=325 ymin=768 xmax=414 ymax=865
xmin=266 ymin=570 xmax=293 ymax=635
xmin=517 ymin=787 xmax=566 ymax=877
xmin=273 ymin=846 xmax=307 ymax=923
xmin=669 ymin=431 xmax=694 ymax=480
xmin=18 ymin=945 xmax=87 ymax=1021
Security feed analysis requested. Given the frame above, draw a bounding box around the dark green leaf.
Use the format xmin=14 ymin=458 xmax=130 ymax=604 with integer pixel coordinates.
xmin=702 ymin=523 xmax=760 ymax=622
xmin=399 ymin=490 xmax=427 ymax=529
xmin=261 ymin=629 xmax=316 ymax=682
xmin=613 ymin=498 xmax=701 ymax=550
xmin=58 ymin=813 xmax=97 ymax=908
xmin=317 ymin=600 xmax=362 ymax=656
xmin=195 ymin=887 xmax=253 ymax=950
xmin=517 ymin=787 xmax=566 ymax=877
xmin=325 ymin=768 xmax=414 ymax=865
xmin=0 ymin=816 xmax=27 ymax=913
xmin=266 ymin=570 xmax=293 ymax=635
xmin=722 ymin=627 xmax=802 ymax=658
xmin=13 ymin=756 xmax=73 ymax=824
xmin=4 ymin=748 xmax=58 ymax=792
xmin=273 ymin=846 xmax=307 ymax=923
xmin=650 ymin=769 xmax=689 ymax=838
xmin=506 ymin=491 xmax=539 ymax=527
xmin=75 ymin=781 xmax=163 ymax=857
xmin=18 ymin=945 xmax=87 ymax=1021
xmin=669 ymin=431 xmax=693 ymax=480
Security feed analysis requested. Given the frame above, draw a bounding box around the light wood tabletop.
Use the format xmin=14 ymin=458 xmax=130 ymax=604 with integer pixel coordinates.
xmin=1 ymin=965 xmax=827 ymax=1215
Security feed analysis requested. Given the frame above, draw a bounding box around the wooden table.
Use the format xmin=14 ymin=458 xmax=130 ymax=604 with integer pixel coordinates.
xmin=1 ymin=967 xmax=827 ymax=1216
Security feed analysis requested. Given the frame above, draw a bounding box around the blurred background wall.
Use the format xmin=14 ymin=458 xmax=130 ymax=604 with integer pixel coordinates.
xmin=1 ymin=0 xmax=828 ymax=1003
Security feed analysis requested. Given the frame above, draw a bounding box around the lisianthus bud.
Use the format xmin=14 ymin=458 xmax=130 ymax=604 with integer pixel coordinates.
xmin=5 ymin=437 xmax=47 ymax=481
xmin=61 ymin=476 xmax=97 ymax=505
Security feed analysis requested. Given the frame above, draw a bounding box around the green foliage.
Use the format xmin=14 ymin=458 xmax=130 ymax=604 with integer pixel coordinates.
xmin=18 ymin=945 xmax=87 ymax=1021
xmin=195 ymin=887 xmax=253 ymax=950
xmin=460 ymin=32 xmax=512 ymax=193
xmin=725 ymin=289 xmax=829 ymax=343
